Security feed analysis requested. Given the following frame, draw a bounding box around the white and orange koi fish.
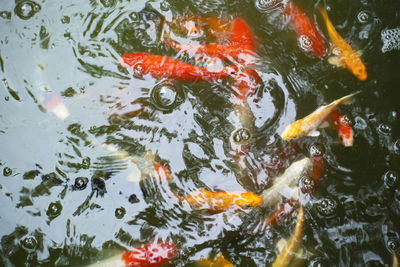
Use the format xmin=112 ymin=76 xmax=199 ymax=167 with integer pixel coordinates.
xmin=281 ymin=92 xmax=358 ymax=141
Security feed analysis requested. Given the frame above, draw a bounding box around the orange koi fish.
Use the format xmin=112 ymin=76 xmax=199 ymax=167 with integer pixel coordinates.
xmin=272 ymin=205 xmax=304 ymax=267
xmin=119 ymin=52 xmax=236 ymax=82
xmin=198 ymin=253 xmax=234 ymax=267
xmin=281 ymin=92 xmax=358 ymax=141
xmin=231 ymin=69 xmax=262 ymax=103
xmin=164 ymin=18 xmax=256 ymax=66
xmin=393 ymin=253 xmax=399 ymax=267
xmin=318 ymin=4 xmax=367 ymax=81
xmin=282 ymin=1 xmax=327 ymax=58
xmin=86 ymin=242 xmax=176 ymax=267
xmin=329 ymin=109 xmax=354 ymax=147
xmin=177 ymin=189 xmax=262 ymax=212
xmin=153 ymin=162 xmax=172 ymax=181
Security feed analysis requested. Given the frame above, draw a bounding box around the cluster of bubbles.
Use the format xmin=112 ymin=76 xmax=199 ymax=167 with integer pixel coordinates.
xmin=14 ymin=0 xmax=41 ymax=20
xmin=381 ymin=27 xmax=400 ymax=53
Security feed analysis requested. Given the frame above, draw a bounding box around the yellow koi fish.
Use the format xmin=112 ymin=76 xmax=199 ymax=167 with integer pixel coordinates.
xmin=260 ymin=158 xmax=312 ymax=207
xmin=281 ymin=92 xmax=358 ymax=141
xmin=394 ymin=253 xmax=399 ymax=267
xmin=177 ymin=189 xmax=262 ymax=213
xmin=318 ymin=4 xmax=367 ymax=81
xmin=272 ymin=205 xmax=304 ymax=267
xmin=198 ymin=253 xmax=234 ymax=267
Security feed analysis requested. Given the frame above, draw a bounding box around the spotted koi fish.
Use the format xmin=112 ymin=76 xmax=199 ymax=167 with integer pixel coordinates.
xmin=318 ymin=4 xmax=367 ymax=81
xmin=119 ymin=52 xmax=236 ymax=82
xmin=281 ymin=92 xmax=358 ymax=141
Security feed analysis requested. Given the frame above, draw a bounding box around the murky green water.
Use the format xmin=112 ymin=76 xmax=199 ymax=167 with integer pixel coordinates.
xmin=0 ymin=0 xmax=399 ymax=266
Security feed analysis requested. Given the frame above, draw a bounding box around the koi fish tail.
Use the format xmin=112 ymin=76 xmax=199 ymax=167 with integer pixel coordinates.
xmin=337 ymin=91 xmax=361 ymax=106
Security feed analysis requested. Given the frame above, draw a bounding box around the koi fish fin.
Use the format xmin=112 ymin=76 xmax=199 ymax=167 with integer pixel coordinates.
xmin=338 ymin=91 xmax=361 ymax=105
xmin=276 ymin=238 xmax=287 ymax=252
xmin=327 ymin=55 xmax=345 ymax=67
xmin=307 ymin=130 xmax=320 ymax=137
xmin=318 ymin=121 xmax=330 ymax=128
xmin=356 ymin=50 xmax=363 ymax=56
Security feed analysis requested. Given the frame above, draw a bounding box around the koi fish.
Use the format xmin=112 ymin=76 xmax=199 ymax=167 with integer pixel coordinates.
xmin=176 ymin=189 xmax=262 ymax=212
xmin=281 ymin=92 xmax=358 ymax=141
xmin=40 ymin=91 xmax=70 ymax=120
xmin=282 ymin=1 xmax=327 ymax=58
xmin=164 ymin=18 xmax=256 ymax=66
xmin=86 ymin=242 xmax=176 ymax=267
xmin=393 ymin=253 xmax=399 ymax=267
xmin=260 ymin=158 xmax=312 ymax=207
xmin=198 ymin=253 xmax=234 ymax=267
xmin=318 ymin=4 xmax=367 ymax=81
xmin=264 ymin=198 xmax=298 ymax=227
xmin=272 ymin=205 xmax=304 ymax=267
xmin=231 ymin=69 xmax=262 ymax=102
xmin=153 ymin=162 xmax=172 ymax=181
xmin=329 ymin=109 xmax=354 ymax=147
xmin=119 ymin=52 xmax=236 ymax=82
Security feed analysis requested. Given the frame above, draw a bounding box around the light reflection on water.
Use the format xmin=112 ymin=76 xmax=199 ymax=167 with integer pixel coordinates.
xmin=0 ymin=0 xmax=400 ymax=266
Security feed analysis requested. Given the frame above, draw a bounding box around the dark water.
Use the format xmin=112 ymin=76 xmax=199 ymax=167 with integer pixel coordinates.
xmin=0 ymin=0 xmax=399 ymax=266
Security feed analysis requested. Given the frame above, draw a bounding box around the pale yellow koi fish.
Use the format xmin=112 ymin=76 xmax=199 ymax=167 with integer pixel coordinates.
xmin=272 ymin=205 xmax=304 ymax=267
xmin=318 ymin=4 xmax=367 ymax=81
xmin=260 ymin=158 xmax=312 ymax=207
xmin=281 ymin=92 xmax=358 ymax=141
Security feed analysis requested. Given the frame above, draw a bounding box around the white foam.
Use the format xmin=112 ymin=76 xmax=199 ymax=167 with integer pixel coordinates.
xmin=381 ymin=27 xmax=400 ymax=53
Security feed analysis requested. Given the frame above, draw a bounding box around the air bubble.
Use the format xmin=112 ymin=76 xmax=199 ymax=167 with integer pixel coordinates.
xmin=381 ymin=27 xmax=400 ymax=53
xmin=309 ymin=143 xmax=324 ymax=157
xmin=378 ymin=123 xmax=391 ymax=135
xmin=115 ymin=207 xmax=126 ymax=219
xmin=3 ymin=167 xmax=12 ymax=176
xmin=299 ymin=35 xmax=313 ymax=51
xmin=383 ymin=170 xmax=398 ymax=188
xmin=46 ymin=201 xmax=63 ymax=218
xmin=317 ymin=198 xmax=337 ymax=217
xmin=232 ymin=128 xmax=251 ymax=144
xmin=61 ymin=16 xmax=70 ymax=24
xmin=82 ymin=157 xmax=91 ymax=169
xmin=151 ymin=80 xmax=178 ymax=111
xmin=20 ymin=236 xmax=38 ymax=253
xmin=387 ymin=239 xmax=399 ymax=252
xmin=73 ymin=177 xmax=89 ymax=190
xmin=300 ymin=176 xmax=315 ymax=194
xmin=128 ymin=194 xmax=140 ymax=203
xmin=14 ymin=1 xmax=40 ymax=20
xmin=357 ymin=11 xmax=369 ymax=24
xmin=133 ymin=63 xmax=144 ymax=77
xmin=160 ymin=1 xmax=170 ymax=11
xmin=129 ymin=12 xmax=139 ymax=21
xmin=100 ymin=0 xmax=115 ymax=8
xmin=0 ymin=11 xmax=11 ymax=20
xmin=255 ymin=0 xmax=281 ymax=10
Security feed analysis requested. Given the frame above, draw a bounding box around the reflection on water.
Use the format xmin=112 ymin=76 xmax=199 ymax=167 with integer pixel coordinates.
xmin=0 ymin=0 xmax=399 ymax=266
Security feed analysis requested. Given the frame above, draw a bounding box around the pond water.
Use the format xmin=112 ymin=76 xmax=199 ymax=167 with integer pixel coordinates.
xmin=0 ymin=0 xmax=399 ymax=266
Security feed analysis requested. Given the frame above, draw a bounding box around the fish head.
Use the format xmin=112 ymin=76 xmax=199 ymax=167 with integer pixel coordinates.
xmin=233 ymin=192 xmax=262 ymax=209
xmin=352 ymin=60 xmax=367 ymax=81
xmin=119 ymin=52 xmax=150 ymax=74
xmin=281 ymin=121 xmax=302 ymax=140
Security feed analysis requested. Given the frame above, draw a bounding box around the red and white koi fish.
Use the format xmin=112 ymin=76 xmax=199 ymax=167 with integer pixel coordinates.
xmin=86 ymin=242 xmax=176 ymax=267
xmin=119 ymin=52 xmax=236 ymax=82
xmin=282 ymin=1 xmax=327 ymax=58
xmin=329 ymin=109 xmax=354 ymax=147
xmin=281 ymin=92 xmax=358 ymax=141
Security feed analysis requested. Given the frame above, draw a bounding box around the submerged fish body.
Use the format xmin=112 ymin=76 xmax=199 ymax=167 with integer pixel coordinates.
xmin=281 ymin=93 xmax=357 ymax=141
xmin=260 ymin=158 xmax=312 ymax=207
xmin=329 ymin=109 xmax=354 ymax=147
xmin=318 ymin=5 xmax=367 ymax=81
xmin=272 ymin=205 xmax=304 ymax=267
xmin=283 ymin=1 xmax=327 ymax=58
xmin=198 ymin=253 xmax=234 ymax=267
xmin=119 ymin=52 xmax=235 ymax=82
xmin=85 ymin=242 xmax=176 ymax=267
xmin=178 ymin=189 xmax=262 ymax=212
xmin=164 ymin=17 xmax=256 ymax=66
